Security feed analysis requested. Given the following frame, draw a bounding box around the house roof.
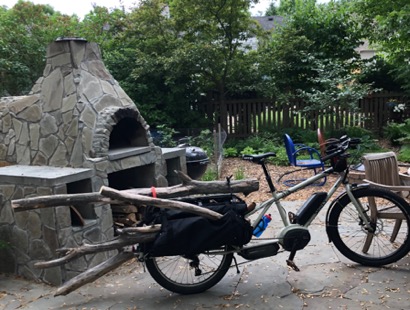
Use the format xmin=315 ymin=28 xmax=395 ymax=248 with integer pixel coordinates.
xmin=252 ymin=15 xmax=284 ymax=31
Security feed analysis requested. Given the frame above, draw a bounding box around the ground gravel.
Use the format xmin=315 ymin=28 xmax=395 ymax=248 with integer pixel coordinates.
xmin=219 ymin=157 xmax=343 ymax=204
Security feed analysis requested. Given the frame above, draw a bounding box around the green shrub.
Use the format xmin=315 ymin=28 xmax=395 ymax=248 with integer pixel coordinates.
xmin=223 ymin=147 xmax=238 ymax=158
xmin=224 ymin=131 xmax=280 ymax=156
xmin=267 ymin=147 xmax=289 ymax=166
xmin=201 ymin=167 xmax=218 ymax=181
xmin=157 ymin=124 xmax=179 ymax=147
xmin=279 ymin=128 xmax=318 ymax=145
xmin=189 ymin=129 xmax=215 ymax=158
xmin=398 ymin=145 xmax=410 ymax=163
xmin=240 ymin=146 xmax=257 ymax=155
xmin=342 ymin=126 xmax=373 ymax=139
xmin=234 ymin=167 xmax=245 ymax=180
xmin=384 ymin=119 xmax=410 ymax=146
xmin=223 ymin=126 xmax=391 ymax=167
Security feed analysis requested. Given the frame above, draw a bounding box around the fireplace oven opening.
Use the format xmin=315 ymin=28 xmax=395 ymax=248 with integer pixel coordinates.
xmin=67 ymin=178 xmax=95 ymax=226
xmin=108 ymin=164 xmax=155 ymax=190
xmin=109 ymin=117 xmax=148 ymax=150
xmin=106 ymin=114 xmax=156 ymax=191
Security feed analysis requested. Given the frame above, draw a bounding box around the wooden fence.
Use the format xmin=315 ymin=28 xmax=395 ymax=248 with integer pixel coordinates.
xmin=196 ymin=91 xmax=409 ymax=138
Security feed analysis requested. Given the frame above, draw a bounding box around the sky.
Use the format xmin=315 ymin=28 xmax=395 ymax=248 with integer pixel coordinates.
xmin=0 ymin=0 xmax=275 ymax=18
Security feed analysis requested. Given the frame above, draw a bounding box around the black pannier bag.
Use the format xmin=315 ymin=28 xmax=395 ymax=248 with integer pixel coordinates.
xmin=142 ymin=194 xmax=253 ymax=257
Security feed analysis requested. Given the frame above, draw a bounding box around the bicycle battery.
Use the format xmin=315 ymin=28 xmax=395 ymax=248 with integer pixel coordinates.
xmin=291 ymin=192 xmax=327 ymax=225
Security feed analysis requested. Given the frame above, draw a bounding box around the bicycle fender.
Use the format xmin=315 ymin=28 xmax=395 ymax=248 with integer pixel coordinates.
xmin=325 ymin=184 xmax=371 ymax=242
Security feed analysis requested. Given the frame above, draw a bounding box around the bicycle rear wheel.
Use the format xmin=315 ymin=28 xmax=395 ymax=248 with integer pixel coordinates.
xmin=328 ymin=187 xmax=410 ymax=266
xmin=145 ymin=247 xmax=233 ymax=294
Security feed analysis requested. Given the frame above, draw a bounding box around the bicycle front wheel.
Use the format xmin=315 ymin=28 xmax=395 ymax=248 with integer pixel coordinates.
xmin=145 ymin=247 xmax=233 ymax=294
xmin=328 ymin=187 xmax=410 ymax=266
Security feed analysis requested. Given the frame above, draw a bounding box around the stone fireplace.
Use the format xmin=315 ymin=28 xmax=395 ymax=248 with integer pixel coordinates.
xmin=0 ymin=38 xmax=186 ymax=284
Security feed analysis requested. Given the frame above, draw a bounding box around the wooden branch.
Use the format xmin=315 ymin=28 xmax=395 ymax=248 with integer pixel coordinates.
xmin=12 ymin=193 xmax=110 ymax=212
xmin=34 ymin=225 xmax=161 ymax=269
xmin=100 ymin=186 xmax=223 ymax=220
xmin=122 ymin=171 xmax=259 ymax=198
xmin=54 ymin=251 xmax=135 ymax=297
xmin=12 ymin=170 xmax=259 ymax=212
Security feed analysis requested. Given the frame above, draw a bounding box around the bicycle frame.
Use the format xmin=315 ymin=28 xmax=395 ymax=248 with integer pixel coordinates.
xmin=245 ymin=162 xmax=372 ymax=232
xmin=142 ymin=137 xmax=410 ymax=294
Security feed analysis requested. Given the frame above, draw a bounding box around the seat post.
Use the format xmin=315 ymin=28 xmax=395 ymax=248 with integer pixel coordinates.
xmin=261 ymin=160 xmax=276 ymax=193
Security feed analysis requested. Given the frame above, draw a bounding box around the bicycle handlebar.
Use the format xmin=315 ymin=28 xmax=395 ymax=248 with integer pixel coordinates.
xmin=320 ymin=136 xmax=361 ymax=162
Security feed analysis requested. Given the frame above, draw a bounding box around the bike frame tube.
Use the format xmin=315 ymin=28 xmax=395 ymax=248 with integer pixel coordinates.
xmin=344 ymin=183 xmax=373 ymax=230
xmin=301 ymin=176 xmax=344 ymax=227
xmin=247 ymin=166 xmax=337 ymax=228
xmin=248 ymin=170 xmax=375 ymax=233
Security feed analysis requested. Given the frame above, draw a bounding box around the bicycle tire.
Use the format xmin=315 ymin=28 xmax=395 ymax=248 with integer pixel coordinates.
xmin=145 ymin=247 xmax=233 ymax=294
xmin=328 ymin=187 xmax=410 ymax=266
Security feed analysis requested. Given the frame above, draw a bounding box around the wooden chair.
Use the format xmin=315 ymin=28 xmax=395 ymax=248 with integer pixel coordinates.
xmin=280 ymin=133 xmax=326 ymax=186
xmin=362 ymin=152 xmax=410 ymax=249
xmin=363 ymin=152 xmax=410 ymax=198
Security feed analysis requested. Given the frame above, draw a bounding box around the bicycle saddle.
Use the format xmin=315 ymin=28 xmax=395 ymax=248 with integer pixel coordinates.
xmin=242 ymin=152 xmax=276 ymax=164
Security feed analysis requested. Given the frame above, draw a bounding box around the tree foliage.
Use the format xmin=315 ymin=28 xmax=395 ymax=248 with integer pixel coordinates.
xmin=355 ymin=0 xmax=410 ymax=93
xmin=0 ymin=1 xmax=78 ymax=96
xmin=297 ymin=59 xmax=372 ymax=120
xmin=257 ymin=0 xmax=369 ymax=117
xmin=101 ymin=0 xmax=199 ymax=128
xmin=278 ymin=0 xmax=297 ymax=15
xmin=169 ymin=0 xmax=261 ymax=99
xmin=265 ymin=2 xmax=279 ymax=16
xmin=0 ymin=1 xmax=131 ymax=97
xmin=1 ymin=0 xmax=397 ymax=131
xmin=102 ymin=0 xmax=263 ymax=129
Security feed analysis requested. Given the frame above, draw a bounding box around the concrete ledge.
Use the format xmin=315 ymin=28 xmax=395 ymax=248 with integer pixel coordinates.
xmin=0 ymin=165 xmax=94 ymax=186
xmin=106 ymin=151 xmax=157 ymax=174
xmin=161 ymin=147 xmax=185 ymax=159
xmin=107 ymin=146 xmax=151 ymax=161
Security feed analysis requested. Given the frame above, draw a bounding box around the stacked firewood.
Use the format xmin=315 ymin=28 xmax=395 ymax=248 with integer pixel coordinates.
xmin=111 ymin=204 xmax=142 ymax=227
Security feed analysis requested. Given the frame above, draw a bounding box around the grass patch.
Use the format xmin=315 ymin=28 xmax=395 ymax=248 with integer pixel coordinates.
xmin=201 ymin=167 xmax=218 ymax=181
xmin=234 ymin=167 xmax=245 ymax=180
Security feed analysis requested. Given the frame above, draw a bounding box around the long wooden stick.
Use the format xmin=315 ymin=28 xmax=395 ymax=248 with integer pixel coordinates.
xmin=54 ymin=252 xmax=135 ymax=297
xmin=99 ymin=186 xmax=223 ymax=220
xmin=11 ymin=193 xmax=110 ymax=212
xmin=34 ymin=225 xmax=161 ymax=269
